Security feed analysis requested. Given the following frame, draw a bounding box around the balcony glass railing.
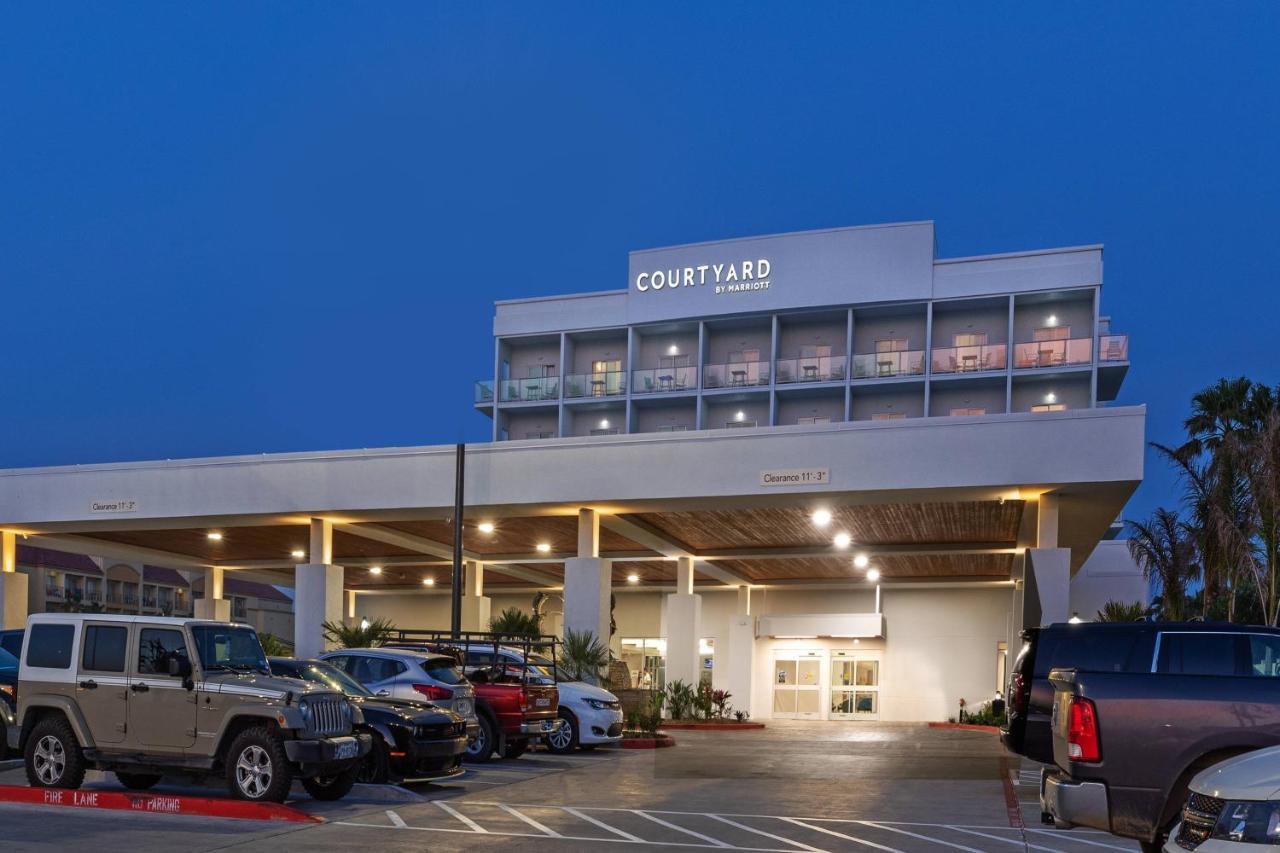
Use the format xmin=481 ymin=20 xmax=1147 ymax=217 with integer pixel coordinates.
xmin=703 ymin=361 xmax=770 ymax=389
xmin=499 ymin=376 xmax=560 ymax=402
xmin=474 ymin=379 xmax=494 ymax=403
xmin=631 ymin=366 xmax=697 ymax=394
xmin=1098 ymin=334 xmax=1129 ymax=362
xmin=1013 ymin=338 xmax=1092 ymax=369
xmin=776 ymin=355 xmax=846 ymax=384
xmin=930 ymin=344 xmax=1007 ymax=374
xmin=851 ymin=351 xmax=925 ymax=379
xmin=564 ymin=371 xmax=627 ymax=398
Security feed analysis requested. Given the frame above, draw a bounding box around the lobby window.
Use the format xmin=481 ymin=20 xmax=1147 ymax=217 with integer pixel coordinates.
xmin=949 ymin=407 xmax=986 ymax=416
xmin=619 ymin=638 xmax=666 ymax=691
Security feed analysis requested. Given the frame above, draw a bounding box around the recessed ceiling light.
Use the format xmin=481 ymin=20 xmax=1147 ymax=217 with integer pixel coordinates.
xmin=536 ymin=542 xmax=551 ymax=553
xmin=1046 ymin=314 xmax=1058 ymax=327
xmin=422 ymin=577 xmax=435 ymax=586
xmin=291 ymin=549 xmax=305 ymax=559
xmin=477 ymin=522 xmax=496 ymax=534
xmin=853 ymin=553 xmax=869 ymax=569
xmin=369 ymin=566 xmax=383 ymax=575
xmin=811 ymin=509 xmax=832 ymax=527
xmin=600 ymin=419 xmax=610 ymax=429
xmin=833 ymin=532 xmax=852 ymax=549
xmin=626 ymin=573 xmax=640 ymax=584
xmin=866 ymin=568 xmax=881 ymax=582
xmin=206 ymin=532 xmax=223 ymax=541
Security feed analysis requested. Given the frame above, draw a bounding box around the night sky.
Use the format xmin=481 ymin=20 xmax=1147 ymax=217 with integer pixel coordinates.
xmin=3 ymin=3 xmax=1277 ymax=521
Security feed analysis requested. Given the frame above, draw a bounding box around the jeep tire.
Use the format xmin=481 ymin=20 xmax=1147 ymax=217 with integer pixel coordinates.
xmin=25 ymin=715 xmax=86 ymax=790
xmin=225 ymin=726 xmax=293 ymax=803
xmin=301 ymin=764 xmax=359 ymax=801
xmin=115 ymin=771 xmax=163 ymax=791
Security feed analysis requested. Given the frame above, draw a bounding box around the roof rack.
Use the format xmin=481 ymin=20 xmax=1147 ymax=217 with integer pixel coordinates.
xmin=385 ymin=629 xmax=560 ymax=686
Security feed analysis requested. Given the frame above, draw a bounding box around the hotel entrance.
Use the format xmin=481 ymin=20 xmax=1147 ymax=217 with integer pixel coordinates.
xmin=771 ymin=647 xmax=883 ymax=721
xmin=772 ymin=650 xmax=822 ymax=719
xmin=829 ymin=649 xmax=880 ymax=720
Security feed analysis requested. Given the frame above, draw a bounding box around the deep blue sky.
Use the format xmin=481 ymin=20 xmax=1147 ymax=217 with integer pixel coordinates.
xmin=2 ymin=3 xmax=1277 ymax=521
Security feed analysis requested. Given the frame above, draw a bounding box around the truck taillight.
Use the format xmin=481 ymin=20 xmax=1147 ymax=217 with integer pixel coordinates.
xmin=1067 ymin=697 xmax=1101 ymax=762
xmin=1010 ymin=672 xmax=1028 ymax=712
xmin=519 ymin=688 xmax=529 ymax=712
xmin=412 ymin=683 xmax=453 ymax=701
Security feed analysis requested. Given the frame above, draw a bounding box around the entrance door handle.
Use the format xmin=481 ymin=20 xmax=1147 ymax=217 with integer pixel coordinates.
xmin=78 ymin=679 xmax=97 ymax=690
xmin=131 ymin=682 xmax=150 ymax=693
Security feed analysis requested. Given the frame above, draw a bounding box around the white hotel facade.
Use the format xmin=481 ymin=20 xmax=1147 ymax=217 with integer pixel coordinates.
xmin=0 ymin=221 xmax=1147 ymax=722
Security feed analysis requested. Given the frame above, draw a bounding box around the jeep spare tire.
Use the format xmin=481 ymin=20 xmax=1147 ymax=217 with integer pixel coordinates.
xmin=225 ymin=726 xmax=293 ymax=803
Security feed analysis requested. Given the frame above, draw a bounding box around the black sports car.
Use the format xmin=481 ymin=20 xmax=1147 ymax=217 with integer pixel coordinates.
xmin=269 ymin=657 xmax=467 ymax=783
xmin=0 ymin=645 xmax=17 ymax=761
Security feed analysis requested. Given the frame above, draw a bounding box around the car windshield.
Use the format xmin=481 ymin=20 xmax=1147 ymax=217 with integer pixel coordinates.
xmin=190 ymin=625 xmax=269 ymax=675
xmin=277 ymin=661 xmax=373 ymax=697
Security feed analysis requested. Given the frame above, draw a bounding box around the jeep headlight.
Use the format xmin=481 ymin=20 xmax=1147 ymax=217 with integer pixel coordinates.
xmin=298 ymin=699 xmax=313 ymax=727
xmin=1213 ymin=801 xmax=1280 ymax=844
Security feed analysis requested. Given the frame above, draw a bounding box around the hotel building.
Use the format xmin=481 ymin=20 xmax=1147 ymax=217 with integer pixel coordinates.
xmin=0 ymin=221 xmax=1146 ymax=721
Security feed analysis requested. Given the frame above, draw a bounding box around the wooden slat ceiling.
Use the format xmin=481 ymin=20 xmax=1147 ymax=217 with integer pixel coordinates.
xmin=627 ymin=501 xmax=1025 ymax=551
xmin=375 ymin=518 xmax=650 ymax=556
xmin=87 ymin=526 xmax=423 ymax=562
xmin=717 ymin=553 xmax=1014 ymax=582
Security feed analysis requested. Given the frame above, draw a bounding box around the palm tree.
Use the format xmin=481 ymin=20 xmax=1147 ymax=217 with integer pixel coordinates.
xmin=322 ymin=617 xmax=395 ymax=648
xmin=1096 ymin=600 xmax=1147 ymax=622
xmin=1126 ymin=508 xmax=1199 ymax=621
xmin=1218 ymin=398 xmax=1280 ymax=625
xmin=559 ymin=629 xmax=610 ymax=684
xmin=489 ymin=607 xmax=541 ymax=638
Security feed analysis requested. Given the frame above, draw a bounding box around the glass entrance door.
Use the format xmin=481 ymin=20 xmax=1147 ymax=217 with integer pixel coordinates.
xmin=829 ymin=650 xmax=880 ymax=720
xmin=772 ymin=650 xmax=822 ymax=719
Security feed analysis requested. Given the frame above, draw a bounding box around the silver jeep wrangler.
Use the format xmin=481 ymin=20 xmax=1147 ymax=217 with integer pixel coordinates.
xmin=11 ymin=614 xmax=371 ymax=803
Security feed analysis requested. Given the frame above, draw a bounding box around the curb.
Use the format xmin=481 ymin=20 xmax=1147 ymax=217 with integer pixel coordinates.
xmin=0 ymin=785 xmax=323 ymax=823
xmin=619 ymin=736 xmax=676 ymax=749
xmin=658 ymin=722 xmax=766 ymax=731
xmin=927 ymin=722 xmax=1000 ymax=733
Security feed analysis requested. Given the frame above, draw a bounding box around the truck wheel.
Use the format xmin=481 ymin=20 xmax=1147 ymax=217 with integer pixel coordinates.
xmin=114 ymin=772 xmax=162 ymax=791
xmin=502 ymin=738 xmax=529 ymax=759
xmin=356 ymin=739 xmax=391 ymax=785
xmin=301 ymin=765 xmax=359 ymax=801
xmin=545 ymin=711 xmax=578 ymax=755
xmin=464 ymin=715 xmax=496 ymax=763
xmin=25 ymin=715 xmax=86 ymax=790
xmin=225 ymin=726 xmax=293 ymax=803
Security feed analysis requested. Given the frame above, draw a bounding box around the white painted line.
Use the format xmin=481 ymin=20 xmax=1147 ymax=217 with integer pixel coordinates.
xmin=564 ymin=806 xmax=645 ymax=842
xmin=947 ymin=825 xmax=1063 ymax=852
xmin=434 ymin=800 xmax=488 ymax=833
xmin=711 ymin=815 xmax=830 ymax=852
xmin=1026 ymin=828 xmax=1133 ymax=851
xmin=333 ymin=820 xmax=801 ymax=851
xmin=384 ymin=810 xmax=407 ymax=828
xmin=780 ymin=818 xmax=902 ymax=852
xmin=635 ymin=810 xmax=732 ymax=847
xmin=498 ymin=804 xmax=562 ymax=837
xmin=860 ymin=820 xmax=986 ymax=852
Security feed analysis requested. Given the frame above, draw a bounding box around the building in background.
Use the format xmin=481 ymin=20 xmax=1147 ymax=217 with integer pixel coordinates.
xmin=192 ymin=575 xmax=294 ymax=639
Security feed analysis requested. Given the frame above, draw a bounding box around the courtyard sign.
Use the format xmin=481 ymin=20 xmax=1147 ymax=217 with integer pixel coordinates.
xmin=634 ymin=258 xmax=771 ymax=295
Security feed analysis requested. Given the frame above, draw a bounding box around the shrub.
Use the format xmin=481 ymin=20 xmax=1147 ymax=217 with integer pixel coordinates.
xmin=258 ymin=632 xmax=293 ymax=657
xmin=711 ymin=689 xmax=733 ymax=718
xmin=322 ymin=618 xmax=394 ymax=648
xmin=489 ymin=607 xmax=542 ymax=639
xmin=1096 ymin=600 xmax=1147 ymax=622
xmin=959 ymin=700 xmax=1007 ymax=727
xmin=627 ymin=691 xmax=665 ymax=734
xmin=560 ymin=629 xmax=610 ymax=684
xmin=733 ymin=710 xmax=750 ymax=723
xmin=693 ymin=682 xmax=715 ymax=720
xmin=664 ymin=679 xmax=696 ymax=720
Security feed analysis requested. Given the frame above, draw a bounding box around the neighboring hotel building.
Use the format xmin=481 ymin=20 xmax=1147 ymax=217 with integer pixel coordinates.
xmin=0 ymin=221 xmax=1146 ymax=722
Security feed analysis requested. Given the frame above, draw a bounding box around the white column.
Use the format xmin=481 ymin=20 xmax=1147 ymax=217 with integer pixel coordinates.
xmin=562 ymin=509 xmax=610 ymax=643
xmin=1037 ymin=494 xmax=1059 ymax=549
xmin=1027 ymin=547 xmax=1071 ymax=626
xmin=460 ymin=559 xmax=491 ymax=632
xmin=726 ymin=584 xmax=756 ymax=717
xmin=194 ymin=566 xmax=230 ymax=621
xmin=345 ymin=589 xmax=358 ymax=625
xmin=295 ymin=518 xmax=343 ymax=658
xmin=665 ymin=556 xmax=702 ymax=688
xmin=1 ymin=531 xmax=29 ymax=630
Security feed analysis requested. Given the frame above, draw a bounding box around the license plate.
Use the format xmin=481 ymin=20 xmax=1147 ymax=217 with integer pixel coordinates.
xmin=334 ymin=739 xmax=358 ymax=760
xmin=536 ymin=698 xmax=550 ymax=707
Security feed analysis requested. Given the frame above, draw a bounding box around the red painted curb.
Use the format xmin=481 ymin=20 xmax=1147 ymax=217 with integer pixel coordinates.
xmin=927 ymin=722 xmax=1000 ymax=733
xmin=619 ymin=736 xmax=676 ymax=749
xmin=0 ymin=785 xmax=322 ymax=823
xmin=658 ymin=722 xmax=766 ymax=731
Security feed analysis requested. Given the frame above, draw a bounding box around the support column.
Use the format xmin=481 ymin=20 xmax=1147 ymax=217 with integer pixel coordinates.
xmin=563 ymin=509 xmax=610 ymax=643
xmin=727 ymin=584 xmax=756 ymax=717
xmin=1037 ymin=494 xmax=1059 ymax=549
xmin=665 ymin=556 xmax=702 ymax=688
xmin=460 ymin=559 xmax=491 ymax=632
xmin=194 ymin=566 xmax=230 ymax=621
xmin=1026 ymin=548 xmax=1071 ymax=627
xmin=1 ymin=531 xmax=29 ymax=630
xmin=295 ymin=518 xmax=343 ymax=658
xmin=346 ymin=589 xmax=358 ymax=625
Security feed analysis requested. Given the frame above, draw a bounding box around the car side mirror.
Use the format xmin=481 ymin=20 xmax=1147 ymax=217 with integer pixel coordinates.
xmin=168 ymin=656 xmax=192 ymax=679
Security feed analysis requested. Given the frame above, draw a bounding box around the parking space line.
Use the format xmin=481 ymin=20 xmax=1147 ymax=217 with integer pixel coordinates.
xmin=564 ymin=805 xmax=645 ymax=841
xmin=779 ymin=818 xmax=901 ymax=852
xmin=860 ymin=820 xmax=986 ymax=852
xmin=498 ymin=803 xmax=562 ymax=837
xmin=435 ymin=800 xmax=489 ymax=832
xmin=635 ymin=810 xmax=732 ymax=847
xmin=947 ymin=825 xmax=1062 ymax=852
xmin=384 ymin=810 xmax=407 ymax=828
xmin=711 ymin=815 xmax=830 ymax=853
xmin=1025 ymin=828 xmax=1131 ymax=851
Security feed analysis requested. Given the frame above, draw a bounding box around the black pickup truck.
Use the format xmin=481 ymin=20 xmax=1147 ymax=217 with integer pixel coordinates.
xmin=1040 ymin=623 xmax=1280 ymax=852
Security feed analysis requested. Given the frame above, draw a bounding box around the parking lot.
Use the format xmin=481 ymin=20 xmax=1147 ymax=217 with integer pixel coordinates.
xmin=0 ymin=723 xmax=1138 ymax=852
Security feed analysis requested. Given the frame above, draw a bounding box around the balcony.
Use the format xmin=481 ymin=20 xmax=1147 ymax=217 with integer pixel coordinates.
xmin=474 ymin=379 xmax=494 ymax=404
xmin=142 ymin=596 xmax=158 ymax=609
xmin=1014 ymin=338 xmax=1092 ymax=370
xmin=931 ymin=344 xmax=1007 ymax=375
xmin=499 ymin=376 xmax=560 ymax=403
xmin=703 ymin=361 xmax=770 ymax=389
xmin=776 ymin=355 xmax=846 ymax=384
xmin=564 ymin=371 xmax=627 ymax=398
xmin=632 ymin=366 xmax=697 ymax=394
xmin=45 ymin=585 xmax=63 ymax=600
xmin=1099 ymin=334 xmax=1129 ymax=362
xmin=852 ymin=351 xmax=925 ymax=379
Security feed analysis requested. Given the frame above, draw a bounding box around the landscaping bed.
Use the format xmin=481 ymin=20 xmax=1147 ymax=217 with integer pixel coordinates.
xmin=620 ymin=732 xmax=677 ymax=749
xmin=928 ymin=721 xmax=1000 ymax=733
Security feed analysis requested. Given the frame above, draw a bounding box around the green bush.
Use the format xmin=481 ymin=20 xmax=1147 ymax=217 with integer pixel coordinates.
xmin=960 ymin=700 xmax=1008 ymax=727
xmin=626 ymin=691 xmax=664 ymax=734
xmin=322 ymin=618 xmax=395 ymax=648
xmin=664 ymin=679 xmax=696 ymax=720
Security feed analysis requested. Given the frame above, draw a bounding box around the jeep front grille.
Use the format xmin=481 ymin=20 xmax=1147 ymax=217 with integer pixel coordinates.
xmin=1176 ymin=791 xmax=1225 ymax=850
xmin=309 ymin=697 xmax=348 ymax=737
